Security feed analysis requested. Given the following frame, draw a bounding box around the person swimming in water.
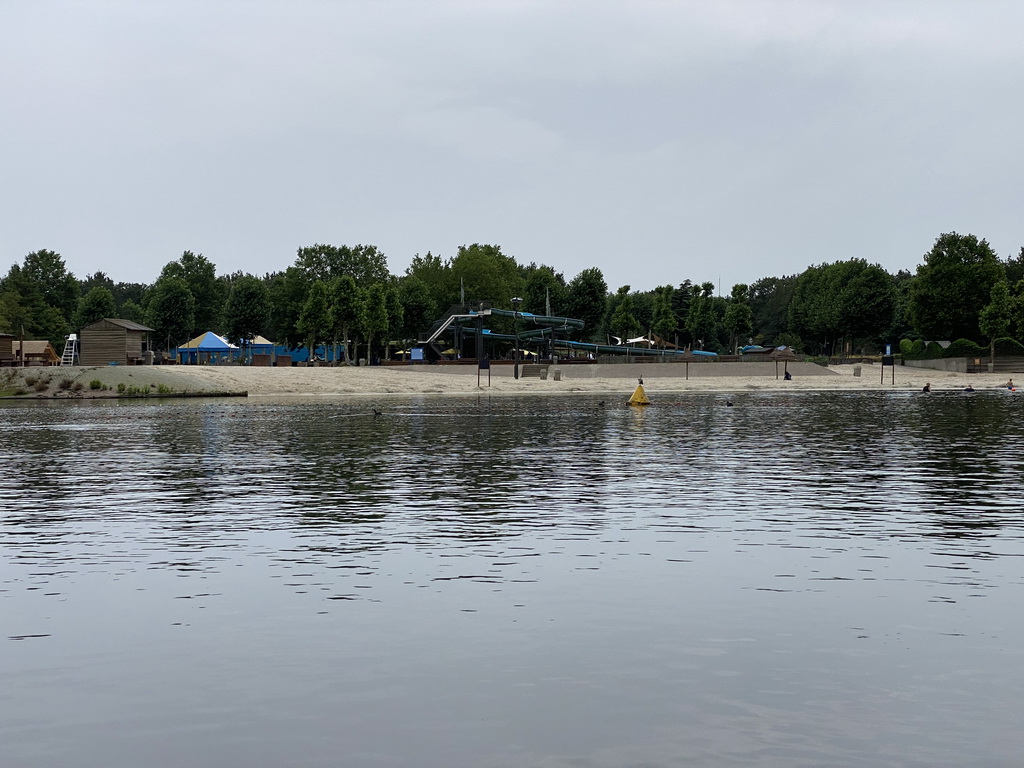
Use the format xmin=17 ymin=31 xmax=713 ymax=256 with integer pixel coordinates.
xmin=964 ymin=384 xmax=975 ymax=392
xmin=923 ymin=382 xmax=931 ymax=393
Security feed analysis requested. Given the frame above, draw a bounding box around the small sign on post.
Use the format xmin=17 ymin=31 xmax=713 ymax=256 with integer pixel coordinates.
xmin=881 ymin=354 xmax=895 ymax=385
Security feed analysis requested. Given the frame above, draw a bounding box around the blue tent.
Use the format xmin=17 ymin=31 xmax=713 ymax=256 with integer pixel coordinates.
xmin=176 ymin=332 xmax=238 ymax=364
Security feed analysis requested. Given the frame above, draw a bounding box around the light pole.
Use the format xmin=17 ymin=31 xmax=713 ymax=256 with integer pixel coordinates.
xmin=511 ymin=296 xmax=522 ymax=379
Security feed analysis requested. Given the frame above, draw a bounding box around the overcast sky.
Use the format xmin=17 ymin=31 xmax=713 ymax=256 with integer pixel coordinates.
xmin=3 ymin=1 xmax=1022 ymax=296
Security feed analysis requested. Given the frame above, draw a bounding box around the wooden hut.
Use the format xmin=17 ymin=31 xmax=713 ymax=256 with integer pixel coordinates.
xmin=0 ymin=334 xmax=14 ymax=367
xmin=80 ymin=318 xmax=154 ymax=366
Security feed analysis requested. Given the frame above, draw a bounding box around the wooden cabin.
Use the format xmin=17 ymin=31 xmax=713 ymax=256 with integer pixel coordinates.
xmin=80 ymin=318 xmax=154 ymax=366
xmin=0 ymin=334 xmax=14 ymax=367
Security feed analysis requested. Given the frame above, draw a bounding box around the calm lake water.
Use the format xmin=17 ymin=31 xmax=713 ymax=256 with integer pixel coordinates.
xmin=3 ymin=390 xmax=1024 ymax=767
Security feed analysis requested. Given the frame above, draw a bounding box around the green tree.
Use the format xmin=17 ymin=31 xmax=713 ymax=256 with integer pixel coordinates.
xmin=396 ymin=275 xmax=436 ymax=341
xmin=686 ymin=283 xmax=718 ymax=350
xmin=327 ymin=275 xmax=364 ymax=364
xmin=723 ymin=284 xmax=753 ymax=354
xmin=609 ymin=285 xmax=640 ymax=341
xmin=361 ymin=283 xmax=389 ymax=363
xmin=979 ymin=281 xmax=1013 ymax=364
xmin=73 ymin=286 xmax=116 ymax=329
xmin=295 ymin=244 xmax=390 ymax=287
xmin=1004 ymin=248 xmax=1024 ymax=287
xmin=158 ymin=251 xmax=223 ymax=332
xmin=22 ymin=249 xmax=79 ymax=322
xmin=522 ymin=264 xmax=567 ymax=316
xmin=749 ymin=275 xmax=794 ymax=344
xmin=298 ymin=280 xmax=330 ymax=359
xmin=651 ymin=285 xmax=678 ymax=346
xmin=266 ymin=267 xmax=309 ymax=348
xmin=449 ymin=244 xmax=525 ymax=309
xmin=119 ymin=298 xmax=146 ymax=325
xmin=223 ymin=274 xmax=270 ymax=350
xmin=908 ymin=232 xmax=1004 ymax=341
xmin=564 ymin=267 xmax=608 ymax=340
xmin=385 ymin=284 xmax=404 ymax=359
xmin=148 ymin=276 xmax=195 ymax=349
xmin=404 ymin=252 xmax=450 ymax=318
xmin=1012 ymin=280 xmax=1024 ymax=340
xmin=0 ymin=262 xmax=69 ymax=346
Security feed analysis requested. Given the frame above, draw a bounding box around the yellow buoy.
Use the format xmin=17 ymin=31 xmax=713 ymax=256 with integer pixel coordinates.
xmin=628 ymin=383 xmax=650 ymax=406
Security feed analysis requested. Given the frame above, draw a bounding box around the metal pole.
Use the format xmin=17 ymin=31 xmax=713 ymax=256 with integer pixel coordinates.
xmin=511 ymin=297 xmax=522 ymax=380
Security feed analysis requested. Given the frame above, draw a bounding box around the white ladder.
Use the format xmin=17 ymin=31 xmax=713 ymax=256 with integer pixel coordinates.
xmin=60 ymin=334 xmax=78 ymax=366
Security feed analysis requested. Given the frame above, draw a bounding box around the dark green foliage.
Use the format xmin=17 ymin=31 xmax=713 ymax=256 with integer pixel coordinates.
xmin=147 ymin=276 xmax=195 ymax=349
xmin=685 ymin=283 xmax=718 ymax=350
xmin=295 ymin=244 xmax=390 ymax=287
xmin=788 ymin=260 xmax=895 ymax=352
xmin=298 ymin=280 xmax=330 ymax=355
xmin=925 ymin=341 xmax=945 ymax=359
xmin=396 ymin=275 xmax=434 ymax=341
xmin=608 ymin=285 xmax=640 ymax=340
xmin=223 ymin=274 xmax=270 ymax=346
xmin=564 ymin=268 xmax=608 ymax=340
xmin=723 ymin=283 xmax=753 ymax=353
xmin=899 ymin=338 xmax=914 ymax=355
xmin=362 ymin=283 xmax=389 ymax=360
xmin=73 ymin=286 xmax=116 ymax=329
xmin=993 ymin=337 xmax=1024 ymax=356
xmin=749 ymin=275 xmax=794 ymax=345
xmin=908 ymin=232 xmax=1004 ymax=341
xmin=522 ymin=264 xmax=567 ymax=316
xmin=158 ymin=252 xmax=223 ymax=332
xmin=266 ymin=267 xmax=308 ymax=348
xmin=118 ymin=299 xmax=146 ymax=325
xmin=908 ymin=339 xmax=926 ymax=359
xmin=943 ymin=338 xmax=985 ymax=359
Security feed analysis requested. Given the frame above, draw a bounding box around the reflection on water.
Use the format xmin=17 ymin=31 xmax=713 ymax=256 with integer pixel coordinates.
xmin=2 ymin=391 xmax=1024 ymax=767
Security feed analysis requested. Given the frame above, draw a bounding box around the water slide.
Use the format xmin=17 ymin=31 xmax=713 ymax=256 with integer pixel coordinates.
xmin=424 ymin=307 xmax=715 ymax=358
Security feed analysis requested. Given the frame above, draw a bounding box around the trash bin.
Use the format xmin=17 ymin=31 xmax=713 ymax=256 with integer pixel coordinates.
xmin=853 ymin=365 xmax=861 ymax=377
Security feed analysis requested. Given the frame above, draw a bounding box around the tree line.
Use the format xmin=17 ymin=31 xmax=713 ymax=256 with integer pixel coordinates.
xmin=2 ymin=232 xmax=1023 ymax=360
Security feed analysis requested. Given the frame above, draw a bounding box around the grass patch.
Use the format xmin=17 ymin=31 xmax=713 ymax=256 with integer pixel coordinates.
xmin=89 ymin=379 xmax=103 ymax=390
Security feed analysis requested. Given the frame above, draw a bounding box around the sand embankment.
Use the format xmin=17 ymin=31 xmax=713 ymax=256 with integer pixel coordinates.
xmin=5 ymin=360 xmax=1011 ymax=400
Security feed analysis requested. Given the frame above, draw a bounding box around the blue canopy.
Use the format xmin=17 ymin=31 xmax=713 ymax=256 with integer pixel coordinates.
xmin=178 ymin=332 xmax=236 ymax=352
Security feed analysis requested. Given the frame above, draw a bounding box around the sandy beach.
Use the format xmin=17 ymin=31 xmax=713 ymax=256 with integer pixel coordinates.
xmin=4 ymin=360 xmax=1015 ymax=399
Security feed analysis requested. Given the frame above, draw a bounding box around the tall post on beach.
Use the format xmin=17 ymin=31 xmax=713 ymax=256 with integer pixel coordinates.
xmin=511 ymin=296 xmax=522 ymax=380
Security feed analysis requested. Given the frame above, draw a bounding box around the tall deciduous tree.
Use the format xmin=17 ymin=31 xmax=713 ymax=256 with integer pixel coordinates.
xmin=979 ymin=281 xmax=1013 ymax=364
xmin=223 ymin=274 xmax=269 ymax=349
xmin=73 ymin=286 xmax=116 ymax=329
xmin=396 ymin=275 xmax=436 ymax=341
xmin=327 ymin=275 xmax=364 ymax=364
xmin=362 ymin=283 xmax=389 ymax=363
xmin=522 ymin=264 xmax=567 ymax=316
xmin=564 ymin=267 xmax=608 ymax=340
xmin=298 ymin=280 xmax=330 ymax=359
xmin=148 ymin=277 xmax=195 ymax=349
xmin=266 ymin=267 xmax=309 ymax=348
xmin=158 ymin=252 xmax=223 ymax=332
xmin=651 ymin=285 xmax=678 ymax=346
xmin=609 ymin=285 xmax=640 ymax=341
xmin=908 ymin=232 xmax=1004 ymax=342
xmin=723 ymin=284 xmax=753 ymax=354
xmin=686 ymin=283 xmax=718 ymax=350
xmin=22 ymin=249 xmax=79 ymax=322
xmin=295 ymin=244 xmax=390 ymax=287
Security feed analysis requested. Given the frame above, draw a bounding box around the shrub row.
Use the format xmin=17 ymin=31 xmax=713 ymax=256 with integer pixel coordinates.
xmin=901 ymin=337 xmax=1024 ymax=360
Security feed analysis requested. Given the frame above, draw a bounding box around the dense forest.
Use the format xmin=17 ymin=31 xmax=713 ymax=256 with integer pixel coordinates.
xmin=2 ymin=233 xmax=1024 ymax=361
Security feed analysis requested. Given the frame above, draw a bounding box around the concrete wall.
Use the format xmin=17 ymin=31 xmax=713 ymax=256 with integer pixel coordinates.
xmin=902 ymin=358 xmax=968 ymax=373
